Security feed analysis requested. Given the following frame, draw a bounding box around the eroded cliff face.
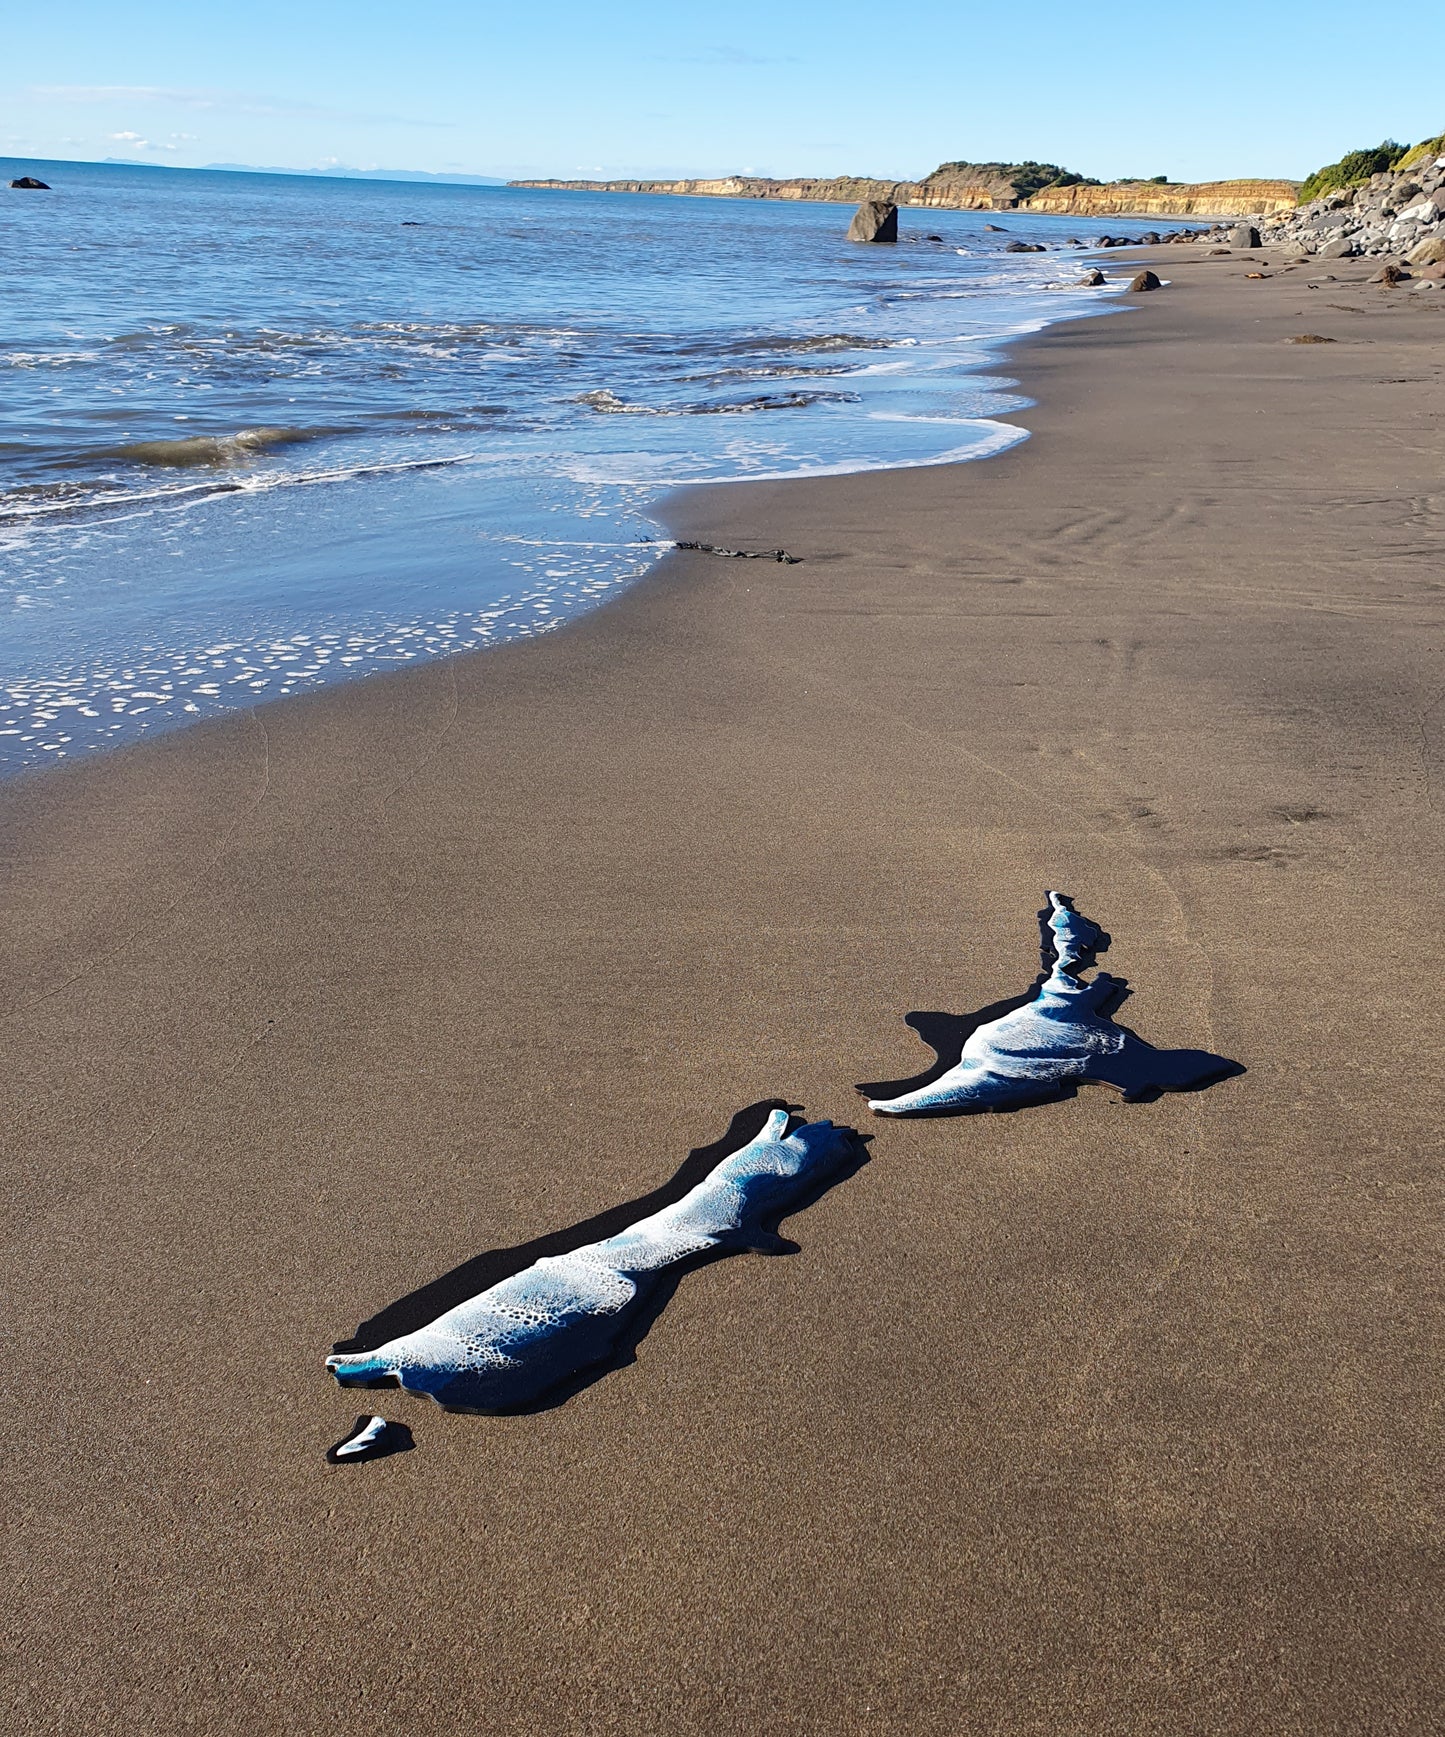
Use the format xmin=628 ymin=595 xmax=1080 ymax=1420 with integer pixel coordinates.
xmin=1024 ymin=180 xmax=1299 ymax=216
xmin=512 ymin=175 xmax=918 ymax=203
xmin=510 ymin=172 xmax=1300 ymax=217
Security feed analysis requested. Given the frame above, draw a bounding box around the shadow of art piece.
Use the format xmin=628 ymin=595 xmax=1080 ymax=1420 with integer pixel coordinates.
xmin=861 ymin=891 xmax=1241 ymax=1116
xmin=325 ymin=1415 xmax=414 ymax=1464
xmin=327 ymin=1107 xmax=866 ymax=1414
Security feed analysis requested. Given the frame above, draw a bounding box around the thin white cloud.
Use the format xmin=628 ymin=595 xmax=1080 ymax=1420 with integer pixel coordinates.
xmin=108 ymin=129 xmax=183 ymax=152
xmin=29 ymin=84 xmax=452 ymax=128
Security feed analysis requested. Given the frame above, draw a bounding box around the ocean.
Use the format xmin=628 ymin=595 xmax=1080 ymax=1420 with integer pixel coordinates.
xmin=0 ymin=158 xmax=1127 ymax=773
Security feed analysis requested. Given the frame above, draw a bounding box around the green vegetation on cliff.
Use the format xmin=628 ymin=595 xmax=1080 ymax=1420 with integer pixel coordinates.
xmin=1395 ymin=132 xmax=1445 ymax=172
xmin=931 ymin=159 xmax=1101 ymax=201
xmin=1298 ymin=140 xmax=1410 ymax=204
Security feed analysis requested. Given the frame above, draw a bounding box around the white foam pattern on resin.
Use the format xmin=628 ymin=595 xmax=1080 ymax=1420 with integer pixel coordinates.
xmin=866 ymin=891 xmax=1230 ymax=1115
xmin=326 ymin=1110 xmax=858 ymax=1411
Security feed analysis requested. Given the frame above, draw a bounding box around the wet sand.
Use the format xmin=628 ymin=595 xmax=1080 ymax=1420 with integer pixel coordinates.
xmin=4 ymin=251 xmax=1442 ymax=1733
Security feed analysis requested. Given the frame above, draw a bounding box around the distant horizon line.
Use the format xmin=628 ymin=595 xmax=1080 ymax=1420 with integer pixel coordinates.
xmin=2 ymin=152 xmax=510 ymax=187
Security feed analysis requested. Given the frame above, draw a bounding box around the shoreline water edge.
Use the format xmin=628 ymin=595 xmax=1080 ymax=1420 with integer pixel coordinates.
xmin=0 ymin=160 xmax=1181 ymax=777
xmin=4 ymin=248 xmax=1442 ymax=1733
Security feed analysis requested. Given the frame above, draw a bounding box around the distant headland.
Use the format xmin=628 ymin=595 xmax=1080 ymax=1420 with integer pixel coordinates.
xmin=509 ymin=160 xmax=1300 ymax=218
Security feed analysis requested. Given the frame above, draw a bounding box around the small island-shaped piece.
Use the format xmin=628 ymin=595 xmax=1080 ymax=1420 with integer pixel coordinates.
xmin=9 ymin=176 xmax=51 ymax=190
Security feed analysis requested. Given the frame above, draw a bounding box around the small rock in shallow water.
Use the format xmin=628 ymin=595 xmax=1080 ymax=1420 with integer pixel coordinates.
xmin=1128 ymin=269 xmax=1162 ymax=292
xmin=1077 ymin=268 xmax=1107 ymax=286
xmin=846 ymin=199 xmax=897 ymax=243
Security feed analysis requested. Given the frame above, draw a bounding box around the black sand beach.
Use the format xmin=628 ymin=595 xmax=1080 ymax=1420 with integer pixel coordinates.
xmin=4 ymin=250 xmax=1442 ymax=1733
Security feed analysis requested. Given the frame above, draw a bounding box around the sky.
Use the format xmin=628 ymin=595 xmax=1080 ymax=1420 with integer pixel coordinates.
xmin=3 ymin=1 xmax=1440 ymax=186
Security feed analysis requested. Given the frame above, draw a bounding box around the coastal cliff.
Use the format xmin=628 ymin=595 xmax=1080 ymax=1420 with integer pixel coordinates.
xmin=511 ymin=165 xmax=1300 ymax=217
xmin=1025 ymin=179 xmax=1298 ymax=216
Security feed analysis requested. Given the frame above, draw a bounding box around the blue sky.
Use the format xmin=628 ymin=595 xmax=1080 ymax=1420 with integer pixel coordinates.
xmin=4 ymin=1 xmax=1440 ymax=184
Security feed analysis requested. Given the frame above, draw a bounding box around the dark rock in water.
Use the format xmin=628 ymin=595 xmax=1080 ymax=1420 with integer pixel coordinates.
xmin=1229 ymin=224 xmax=1261 ymax=248
xmin=1077 ymin=268 xmax=1107 ymax=286
xmin=1142 ymin=231 xmax=1161 ymax=245
xmin=1128 ymin=269 xmax=1163 ymax=292
xmin=1066 ymin=237 xmax=1084 ymax=246
xmin=401 ymin=220 xmax=423 ymax=226
xmin=1373 ymin=262 xmax=1410 ymax=285
xmin=984 ymin=223 xmax=1005 ymax=231
xmin=1004 ymin=239 xmax=1046 ymax=252
xmin=925 ymin=233 xmax=944 ymax=242
xmin=9 ymin=176 xmax=50 ymax=189
xmin=847 ymin=199 xmax=897 ymax=243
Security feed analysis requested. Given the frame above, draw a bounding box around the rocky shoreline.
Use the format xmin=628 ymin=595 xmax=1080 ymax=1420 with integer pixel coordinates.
xmin=1247 ymin=148 xmax=1445 ymax=268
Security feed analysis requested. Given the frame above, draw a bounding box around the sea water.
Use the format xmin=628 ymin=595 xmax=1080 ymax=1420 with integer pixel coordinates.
xmin=0 ymin=158 xmax=1125 ymax=772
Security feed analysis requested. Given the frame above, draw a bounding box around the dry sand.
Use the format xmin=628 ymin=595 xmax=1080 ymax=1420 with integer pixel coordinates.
xmin=3 ymin=251 xmax=1442 ymax=1734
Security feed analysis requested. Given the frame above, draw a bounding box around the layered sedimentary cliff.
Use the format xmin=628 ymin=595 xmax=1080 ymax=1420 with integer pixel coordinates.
xmin=512 ymin=174 xmax=922 ymax=205
xmin=1025 ymin=179 xmax=1298 ymax=216
xmin=511 ymin=167 xmax=1300 ymax=217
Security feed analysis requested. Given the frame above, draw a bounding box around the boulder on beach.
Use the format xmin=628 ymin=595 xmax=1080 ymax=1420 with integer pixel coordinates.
xmin=1418 ymin=261 xmax=1445 ymax=281
xmin=1373 ymin=262 xmax=1410 ymax=285
xmin=1077 ymin=268 xmax=1107 ymax=286
xmin=1229 ymin=224 xmax=1261 ymax=249
xmin=9 ymin=176 xmax=50 ymax=190
xmin=1317 ymin=236 xmax=1355 ymax=259
xmin=1407 ymin=235 xmax=1445 ymax=266
xmin=847 ymin=200 xmax=898 ymax=244
xmin=1128 ymin=270 xmax=1163 ymax=292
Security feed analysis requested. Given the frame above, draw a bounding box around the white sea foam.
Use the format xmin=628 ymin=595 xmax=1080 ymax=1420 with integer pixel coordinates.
xmin=866 ymin=893 xmax=1231 ymax=1114
xmin=326 ymin=1110 xmax=858 ymax=1411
